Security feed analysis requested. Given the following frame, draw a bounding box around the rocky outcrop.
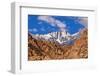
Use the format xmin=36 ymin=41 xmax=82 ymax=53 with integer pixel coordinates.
xmin=28 ymin=29 xmax=88 ymax=60
xmin=67 ymin=29 xmax=88 ymax=58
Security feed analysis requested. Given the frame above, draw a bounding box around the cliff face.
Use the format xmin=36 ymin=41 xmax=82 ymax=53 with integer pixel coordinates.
xmin=28 ymin=29 xmax=88 ymax=60
xmin=67 ymin=29 xmax=88 ymax=58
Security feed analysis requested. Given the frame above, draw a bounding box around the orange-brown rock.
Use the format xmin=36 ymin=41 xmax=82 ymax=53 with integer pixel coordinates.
xmin=28 ymin=29 xmax=88 ymax=61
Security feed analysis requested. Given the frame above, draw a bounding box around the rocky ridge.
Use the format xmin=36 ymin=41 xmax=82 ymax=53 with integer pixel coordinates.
xmin=28 ymin=29 xmax=88 ymax=60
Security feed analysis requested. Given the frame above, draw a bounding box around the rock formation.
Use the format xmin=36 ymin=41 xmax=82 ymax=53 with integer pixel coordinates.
xmin=28 ymin=29 xmax=88 ymax=60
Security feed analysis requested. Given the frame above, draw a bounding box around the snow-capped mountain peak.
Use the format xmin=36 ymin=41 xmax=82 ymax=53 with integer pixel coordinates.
xmin=31 ymin=31 xmax=79 ymax=44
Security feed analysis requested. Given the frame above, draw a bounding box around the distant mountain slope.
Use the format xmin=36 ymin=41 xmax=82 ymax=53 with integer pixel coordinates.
xmin=28 ymin=29 xmax=88 ymax=60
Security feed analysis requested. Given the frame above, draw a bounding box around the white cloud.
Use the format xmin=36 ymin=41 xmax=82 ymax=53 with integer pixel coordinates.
xmin=41 ymin=28 xmax=45 ymax=31
xmin=80 ymin=17 xmax=88 ymax=28
xmin=29 ymin=28 xmax=38 ymax=32
xmin=38 ymin=21 xmax=43 ymax=25
xmin=38 ymin=16 xmax=67 ymax=32
xmin=77 ymin=17 xmax=88 ymax=28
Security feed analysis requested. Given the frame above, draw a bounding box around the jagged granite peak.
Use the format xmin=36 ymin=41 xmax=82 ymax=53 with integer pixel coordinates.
xmin=29 ymin=31 xmax=80 ymax=44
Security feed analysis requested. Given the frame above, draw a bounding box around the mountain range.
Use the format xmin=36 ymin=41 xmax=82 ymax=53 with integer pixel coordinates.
xmin=30 ymin=31 xmax=80 ymax=45
xmin=28 ymin=29 xmax=88 ymax=60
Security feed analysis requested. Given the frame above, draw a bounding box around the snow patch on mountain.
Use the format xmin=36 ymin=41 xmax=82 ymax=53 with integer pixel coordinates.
xmin=31 ymin=31 xmax=80 ymax=44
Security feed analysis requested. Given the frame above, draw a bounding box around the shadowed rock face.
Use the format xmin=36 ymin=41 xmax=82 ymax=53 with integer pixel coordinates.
xmin=28 ymin=29 xmax=88 ymax=61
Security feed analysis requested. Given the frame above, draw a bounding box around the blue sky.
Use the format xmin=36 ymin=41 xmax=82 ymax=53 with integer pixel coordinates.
xmin=28 ymin=15 xmax=87 ymax=35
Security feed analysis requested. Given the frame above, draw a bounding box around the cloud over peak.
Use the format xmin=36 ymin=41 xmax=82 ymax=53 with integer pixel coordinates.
xmin=38 ymin=16 xmax=67 ymax=32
